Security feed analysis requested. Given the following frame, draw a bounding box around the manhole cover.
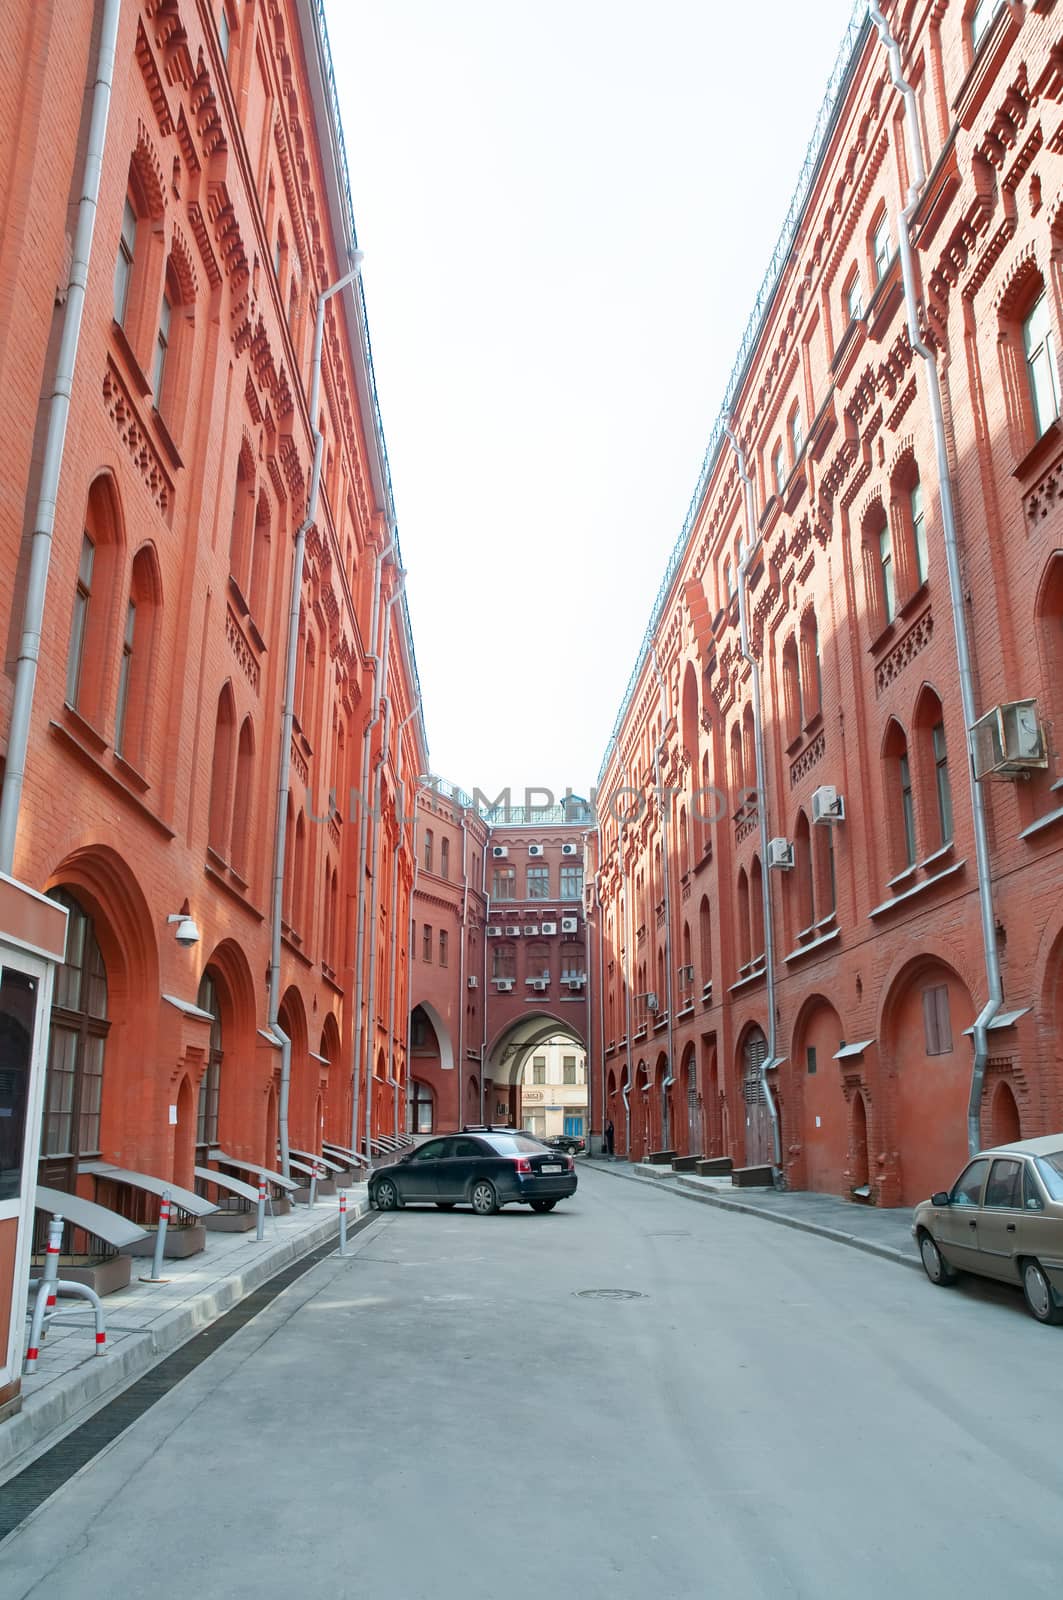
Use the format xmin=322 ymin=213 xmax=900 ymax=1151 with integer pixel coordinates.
xmin=574 ymin=1289 xmax=645 ymax=1300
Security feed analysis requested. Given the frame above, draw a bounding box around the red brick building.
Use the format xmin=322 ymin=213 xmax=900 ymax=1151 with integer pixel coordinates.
xmin=592 ymin=0 xmax=1063 ymax=1205
xmin=0 ymin=0 xmax=423 ymax=1411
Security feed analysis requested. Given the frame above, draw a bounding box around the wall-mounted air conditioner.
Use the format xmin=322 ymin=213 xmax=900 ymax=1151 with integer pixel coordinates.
xmin=467 ymin=976 xmax=478 ymax=989
xmin=566 ymin=975 xmax=586 ymax=990
xmin=486 ymin=925 xmax=503 ymax=938
xmin=529 ymin=977 xmax=549 ymax=992
xmin=678 ymin=963 xmax=695 ymax=985
xmin=540 ymin=921 xmax=558 ymax=935
xmin=811 ymin=785 xmax=845 ymax=825
xmin=491 ymin=844 xmax=509 ymax=859
xmin=505 ymin=925 xmax=522 ymax=937
xmin=767 ymin=836 xmax=795 ymax=870
xmin=528 ymin=843 xmax=544 ymax=857
xmin=561 ymin=916 xmax=579 ymax=933
xmin=561 ymin=842 xmax=579 ymax=856
xmin=646 ymin=992 xmax=659 ymax=1013
xmin=494 ymin=977 xmax=515 ymax=992
xmin=971 ymin=700 xmax=1047 ymax=779
xmin=524 ymin=925 xmax=540 ymax=937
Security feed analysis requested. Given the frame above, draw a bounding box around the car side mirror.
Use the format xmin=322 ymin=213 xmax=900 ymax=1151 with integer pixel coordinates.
xmin=931 ymin=1191 xmax=951 ymax=1207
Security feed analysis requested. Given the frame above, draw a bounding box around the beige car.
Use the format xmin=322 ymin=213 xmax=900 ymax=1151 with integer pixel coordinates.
xmin=911 ymin=1135 xmax=1063 ymax=1324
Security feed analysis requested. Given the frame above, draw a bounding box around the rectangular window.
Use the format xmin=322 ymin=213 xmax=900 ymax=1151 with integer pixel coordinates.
xmin=922 ymin=983 xmax=953 ymax=1056
xmin=493 ymin=867 xmax=515 ymax=900
xmin=971 ymin=0 xmax=1003 ymax=49
xmin=1024 ymin=293 xmax=1061 ymax=439
xmin=66 ymin=534 xmax=95 ymax=707
xmin=563 ymin=1115 xmax=583 ymax=1137
xmin=873 ymin=216 xmax=891 ymax=284
xmin=846 ymin=272 xmax=863 ymax=322
xmin=879 ymin=524 xmax=896 ymax=623
xmin=423 ymin=830 xmax=433 ymax=873
xmin=218 ymin=5 xmax=231 ymax=61
xmin=933 ymin=721 xmax=953 ymax=844
xmin=806 ymin=1046 xmax=817 ymax=1075
xmin=152 ymin=293 xmax=172 ymax=406
xmin=438 ymin=930 xmax=448 ymax=967
xmin=532 ymin=1056 xmax=546 ymax=1085
xmin=789 ymin=406 xmax=803 ymax=462
xmin=527 ymin=865 xmax=549 ymax=899
xmin=900 ymin=753 xmax=916 ymax=867
xmin=114 ymin=600 xmax=136 ymax=757
xmin=773 ymin=443 xmax=785 ymax=496
xmin=0 ymin=966 xmax=37 ymax=1201
xmin=113 ymin=198 xmax=137 ymax=325
xmin=440 ymin=838 xmax=450 ymax=880
xmin=563 ymin=1056 xmax=577 ymax=1085
xmin=560 ymin=864 xmax=583 ymax=900
xmin=422 ymin=925 xmax=432 ymax=963
xmin=911 ymin=480 xmax=928 ymax=585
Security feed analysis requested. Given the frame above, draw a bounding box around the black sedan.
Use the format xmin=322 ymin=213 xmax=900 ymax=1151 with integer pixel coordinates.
xmin=369 ymin=1132 xmax=578 ymax=1215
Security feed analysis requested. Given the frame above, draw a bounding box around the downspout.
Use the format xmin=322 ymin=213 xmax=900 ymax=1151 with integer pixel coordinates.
xmin=723 ymin=422 xmax=783 ymax=1174
xmin=458 ymin=811 xmax=469 ymax=1094
xmin=270 ymin=259 xmax=363 ymax=1180
xmin=868 ymin=4 xmax=1003 ymax=1153
xmin=403 ymin=781 xmax=421 ymax=1135
xmin=362 ymin=579 xmax=405 ymax=1162
xmin=480 ymin=828 xmax=488 ymax=1125
xmin=594 ymin=857 xmax=607 ymax=1155
xmin=386 ymin=700 xmax=420 ymax=1133
xmin=619 ymin=823 xmax=634 ymax=1157
xmin=583 ymin=833 xmax=594 ymax=1148
xmin=350 ymin=534 xmax=395 ymax=1155
xmin=0 ymin=0 xmax=122 ymax=873
xmin=650 ymin=650 xmax=677 ymax=1132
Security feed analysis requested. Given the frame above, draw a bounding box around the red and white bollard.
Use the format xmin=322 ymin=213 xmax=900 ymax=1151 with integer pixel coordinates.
xmin=338 ymin=1188 xmax=348 ymax=1256
xmin=139 ymin=1191 xmax=172 ymax=1284
xmin=25 ymin=1213 xmax=62 ymax=1372
xmin=256 ymin=1177 xmax=267 ymax=1242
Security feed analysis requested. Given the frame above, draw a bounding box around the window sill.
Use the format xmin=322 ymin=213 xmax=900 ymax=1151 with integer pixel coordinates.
xmin=228 ymin=575 xmax=250 ymax=617
xmin=110 ymin=319 xmax=151 ymax=398
xmin=868 ymin=618 xmax=898 ymax=656
xmin=701 ymin=981 xmax=713 ymax=1005
xmin=729 ymin=962 xmax=766 ymax=994
xmin=897 ymin=579 xmax=930 ymax=621
xmin=886 ymin=863 xmax=918 ymax=890
xmin=782 ymin=465 xmax=808 ymax=515
xmin=113 ymin=752 xmax=150 ymax=794
xmin=203 ymin=857 xmax=263 ymax=920
xmin=151 ymin=404 xmax=184 ymax=471
xmin=784 ymin=927 xmax=840 ymax=965
xmin=1018 ymin=804 xmax=1063 ymax=840
xmin=50 ymin=716 xmax=175 ymax=838
xmin=917 ymin=840 xmax=955 ymax=873
xmin=1012 ymin=419 xmax=1063 ymax=485
xmin=61 ymin=701 xmax=108 ymax=755
xmin=868 ymin=858 xmax=965 ymax=919
xmin=802 ymin=709 xmax=824 ymax=740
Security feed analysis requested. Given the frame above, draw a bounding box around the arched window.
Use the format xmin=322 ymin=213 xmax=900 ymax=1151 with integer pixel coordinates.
xmin=742 ymin=704 xmax=756 ymax=797
xmin=112 ymin=153 xmax=163 ymax=361
xmin=66 ymin=476 xmax=123 ymax=723
xmin=424 ymin=829 xmax=434 ymax=873
xmin=884 ymin=719 xmax=917 ymax=872
xmin=41 ymin=890 xmax=109 ymax=1190
xmin=730 ymin=723 xmax=743 ymax=809
xmin=782 ymin=635 xmax=802 ymax=743
xmin=844 ymin=266 xmax=863 ymax=323
xmin=292 ymin=810 xmax=306 ymax=935
xmin=699 ymin=894 xmax=712 ymax=987
xmin=228 ymin=444 xmax=256 ymax=599
xmin=793 ymin=810 xmax=814 ymax=932
xmin=526 ymin=940 xmax=549 ymax=980
xmin=560 ymin=941 xmax=585 ymax=980
xmin=1037 ymin=555 xmax=1063 ymax=777
xmin=208 ymin=684 xmax=237 ymax=858
xmin=196 ymin=970 xmax=223 ymax=1160
xmin=736 ymin=870 xmax=751 ymax=969
xmin=682 ymin=921 xmax=692 ymax=977
xmin=789 ymin=401 xmax=803 ymax=464
xmin=678 ymin=805 xmax=688 ymax=872
xmin=440 ymin=837 xmax=450 ymax=879
xmin=249 ymin=491 xmax=272 ymax=623
xmin=813 ymin=817 xmax=837 ymax=921
xmin=230 ymin=717 xmax=255 ymax=879
xmin=282 ymin=791 xmax=296 ymax=926
xmin=1023 ymin=290 xmax=1060 ymax=438
xmin=750 ymin=855 xmax=765 ymax=958
xmin=302 ymin=629 xmax=318 ymax=749
xmin=863 ymin=500 xmax=895 ymax=631
xmin=914 ymin=689 xmax=953 ymax=849
xmin=799 ymin=610 xmax=821 ymax=720
xmin=999 ymin=269 xmax=1060 ymax=455
xmin=114 ymin=546 xmax=161 ymax=772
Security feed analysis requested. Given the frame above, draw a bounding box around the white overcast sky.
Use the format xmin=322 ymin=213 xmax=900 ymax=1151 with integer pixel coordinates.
xmin=326 ymin=0 xmax=858 ymax=804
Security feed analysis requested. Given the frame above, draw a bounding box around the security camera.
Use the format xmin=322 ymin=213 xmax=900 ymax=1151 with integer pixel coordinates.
xmin=168 ymin=913 xmax=201 ymax=947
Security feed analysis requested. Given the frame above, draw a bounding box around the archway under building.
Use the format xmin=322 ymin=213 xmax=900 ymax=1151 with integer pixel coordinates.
xmin=408 ymin=1001 xmax=457 ymax=1132
xmin=483 ymin=1012 xmax=590 ymax=1140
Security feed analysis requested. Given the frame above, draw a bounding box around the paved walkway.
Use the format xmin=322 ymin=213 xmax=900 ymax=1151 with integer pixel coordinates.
xmin=590 ymin=1158 xmax=919 ymax=1269
xmin=1 ymin=1184 xmax=369 ymax=1482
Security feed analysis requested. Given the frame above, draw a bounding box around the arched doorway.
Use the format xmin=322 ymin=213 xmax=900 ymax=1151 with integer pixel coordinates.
xmin=849 ymin=1092 xmax=870 ymax=1193
xmin=39 ymin=890 xmax=110 ymax=1193
xmin=195 ymin=970 xmax=223 ymax=1168
xmin=793 ymin=998 xmax=847 ymax=1194
xmin=635 ymin=1062 xmax=649 ymax=1160
xmin=989 ymin=1079 xmax=1021 ymax=1146
xmin=884 ymin=957 xmax=973 ymax=1204
xmin=465 ymin=1074 xmax=480 ymax=1125
xmin=173 ymin=1074 xmax=196 ymax=1192
xmin=740 ymin=1025 xmax=773 ymax=1167
xmin=681 ymin=1043 xmax=699 ymax=1156
xmin=656 ymin=1053 xmax=671 ymax=1151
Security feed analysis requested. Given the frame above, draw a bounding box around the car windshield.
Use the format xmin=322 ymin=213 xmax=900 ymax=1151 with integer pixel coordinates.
xmin=484 ymin=1134 xmax=552 ymax=1155
xmin=1034 ymin=1151 xmax=1063 ymax=1201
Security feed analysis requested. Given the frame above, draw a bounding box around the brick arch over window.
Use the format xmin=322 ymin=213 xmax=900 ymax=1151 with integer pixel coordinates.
xmin=208 ymin=682 xmax=238 ymax=859
xmin=1035 ymin=551 xmax=1063 ymax=773
xmin=115 ymin=543 xmax=162 ymax=774
xmin=67 ymin=473 xmax=125 ymax=726
xmin=229 ymin=436 xmax=257 ymax=597
xmin=230 ymin=717 xmax=255 ymax=879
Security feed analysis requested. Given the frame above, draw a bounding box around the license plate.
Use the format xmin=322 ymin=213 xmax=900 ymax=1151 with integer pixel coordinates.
xmin=541 ymin=1163 xmax=562 ymax=1174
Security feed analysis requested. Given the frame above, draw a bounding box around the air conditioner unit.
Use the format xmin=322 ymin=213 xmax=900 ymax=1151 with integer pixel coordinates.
xmin=811 ymin=785 xmax=845 ymax=825
xmin=646 ymin=992 xmax=659 ymax=1013
xmin=540 ymin=921 xmax=557 ymax=935
xmin=486 ymin=925 xmax=503 ymax=938
xmin=467 ymin=976 xmax=478 ymax=989
xmin=678 ymin=963 xmax=694 ymax=985
xmin=530 ymin=978 xmax=549 ymax=992
xmin=971 ymin=700 xmax=1047 ymax=780
xmin=566 ymin=975 xmax=586 ymax=990
xmin=494 ymin=977 xmax=515 ymax=992
xmin=491 ymin=844 xmax=509 ymax=859
xmin=524 ymin=925 xmax=540 ymax=937
xmin=505 ymin=925 xmax=521 ymax=937
xmin=528 ymin=843 xmax=544 ymax=857
xmin=560 ymin=916 xmax=579 ymax=933
xmin=561 ymin=842 xmax=579 ymax=856
xmin=767 ymin=836 xmax=795 ymax=870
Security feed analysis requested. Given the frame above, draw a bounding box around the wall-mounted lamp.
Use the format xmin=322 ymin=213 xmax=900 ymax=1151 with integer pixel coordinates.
xmin=167 ymin=912 xmax=200 ymax=947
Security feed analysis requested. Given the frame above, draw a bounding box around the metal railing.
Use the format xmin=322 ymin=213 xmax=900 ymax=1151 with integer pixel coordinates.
xmin=597 ymin=0 xmax=871 ymax=786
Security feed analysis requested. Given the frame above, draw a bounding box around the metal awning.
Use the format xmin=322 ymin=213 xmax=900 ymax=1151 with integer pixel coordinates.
xmin=35 ymin=1185 xmax=148 ymax=1251
xmin=78 ymin=1162 xmax=219 ymax=1217
xmin=962 ymin=1008 xmax=1031 ymax=1036
xmin=323 ymin=1141 xmax=371 ymax=1168
xmin=286 ymin=1156 xmax=331 ymax=1180
xmin=288 ymin=1146 xmax=345 ymax=1174
xmin=209 ymin=1151 xmax=301 ymax=1194
xmin=193 ymin=1166 xmax=260 ymax=1204
xmin=833 ymin=1040 xmax=875 ymax=1060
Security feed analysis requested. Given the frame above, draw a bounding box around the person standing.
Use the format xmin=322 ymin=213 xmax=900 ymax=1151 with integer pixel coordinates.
xmin=603 ymin=1119 xmax=615 ymax=1158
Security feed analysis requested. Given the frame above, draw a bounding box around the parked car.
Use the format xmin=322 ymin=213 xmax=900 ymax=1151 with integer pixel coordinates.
xmin=370 ymin=1131 xmax=578 ymax=1215
xmin=912 ymin=1135 xmax=1063 ymax=1323
xmin=544 ymin=1133 xmax=585 ymax=1155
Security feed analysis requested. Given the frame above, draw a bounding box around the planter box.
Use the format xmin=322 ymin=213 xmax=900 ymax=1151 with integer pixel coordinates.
xmin=645 ymin=1149 xmax=678 ymax=1166
xmin=671 ymin=1155 xmax=705 ymax=1172
xmin=204 ymin=1208 xmax=256 ymax=1233
xmin=128 ymin=1223 xmax=206 ymax=1259
xmin=36 ymin=1252 xmax=133 ymax=1296
xmin=731 ymin=1164 xmax=774 ymax=1188
xmin=695 ymin=1157 xmax=734 ymax=1177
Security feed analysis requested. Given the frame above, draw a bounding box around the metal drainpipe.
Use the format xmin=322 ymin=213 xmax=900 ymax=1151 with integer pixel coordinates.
xmin=403 ymin=778 xmax=423 ymax=1136
xmin=0 ymin=0 xmax=122 ymax=873
xmin=619 ymin=824 xmax=634 ymax=1156
xmin=723 ymin=422 xmax=783 ymax=1174
xmin=457 ymin=810 xmax=469 ymax=1090
xmin=386 ymin=700 xmax=420 ymax=1133
xmin=650 ymin=652 xmax=677 ymax=1128
xmin=868 ymin=4 xmax=1003 ymax=1153
xmin=362 ymin=580 xmax=405 ymax=1163
xmin=582 ymin=833 xmax=594 ymax=1147
xmin=350 ymin=535 xmax=395 ymax=1156
xmin=480 ymin=830 xmax=488 ymax=1125
xmin=594 ymin=857 xmax=607 ymax=1156
xmin=270 ymin=259 xmax=364 ymax=1180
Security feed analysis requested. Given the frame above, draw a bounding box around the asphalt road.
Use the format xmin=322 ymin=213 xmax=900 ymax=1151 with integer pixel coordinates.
xmin=2 ymin=1165 xmax=1061 ymax=1599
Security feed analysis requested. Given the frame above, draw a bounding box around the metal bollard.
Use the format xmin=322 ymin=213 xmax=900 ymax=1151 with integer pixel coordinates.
xmin=256 ymin=1177 xmax=266 ymax=1242
xmin=308 ymin=1167 xmax=318 ymax=1208
xmin=139 ymin=1190 xmax=172 ymax=1284
xmin=338 ymin=1188 xmax=348 ymax=1256
xmin=25 ymin=1214 xmax=63 ymax=1372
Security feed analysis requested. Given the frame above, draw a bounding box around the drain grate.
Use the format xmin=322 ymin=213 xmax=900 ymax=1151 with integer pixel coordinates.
xmin=574 ymin=1288 xmax=645 ymax=1300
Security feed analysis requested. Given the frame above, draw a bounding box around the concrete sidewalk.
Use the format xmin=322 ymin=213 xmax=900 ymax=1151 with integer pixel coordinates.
xmin=0 ymin=1184 xmax=370 ymax=1482
xmin=587 ymin=1158 xmax=920 ymax=1270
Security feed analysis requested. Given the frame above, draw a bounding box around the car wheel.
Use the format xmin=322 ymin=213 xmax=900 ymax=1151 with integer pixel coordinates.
xmin=1021 ymin=1259 xmax=1063 ymax=1325
xmin=435 ymin=1201 xmax=456 ymax=1210
xmin=470 ymin=1179 xmax=498 ymax=1216
xmin=374 ymin=1178 xmax=399 ymax=1211
xmin=918 ymin=1231 xmax=958 ymax=1286
xmin=530 ymin=1199 xmax=557 ymax=1213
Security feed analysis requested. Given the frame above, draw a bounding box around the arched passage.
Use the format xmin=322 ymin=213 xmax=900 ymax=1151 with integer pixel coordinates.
xmin=989 ymin=1078 xmax=1021 ymax=1147
xmin=484 ymin=1011 xmax=589 ymax=1132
